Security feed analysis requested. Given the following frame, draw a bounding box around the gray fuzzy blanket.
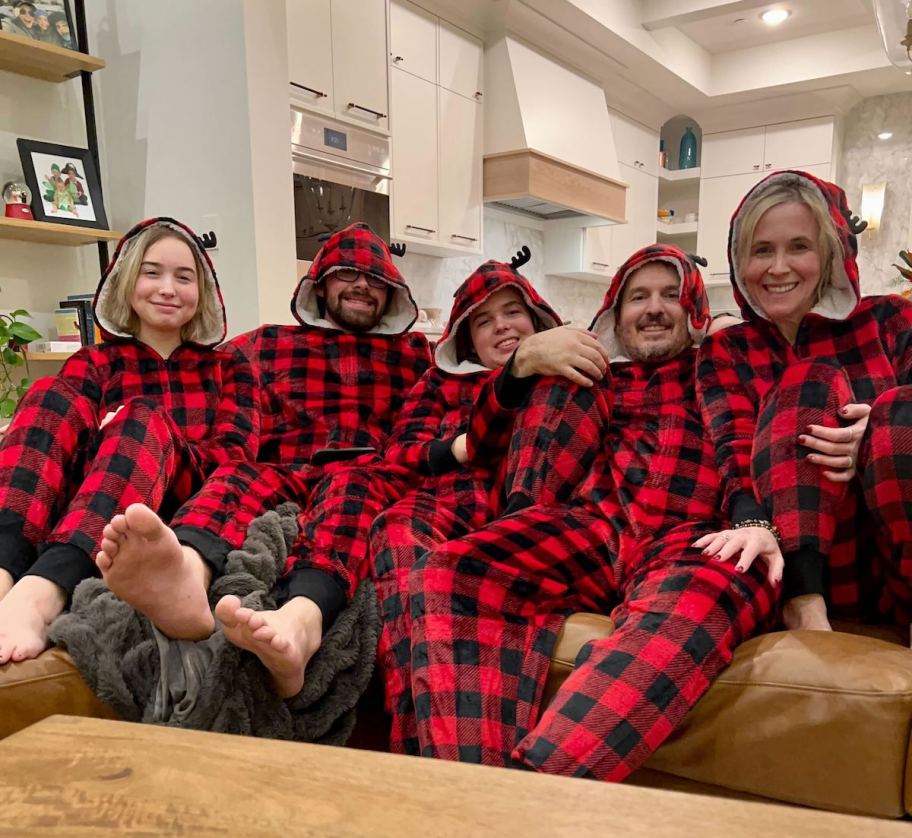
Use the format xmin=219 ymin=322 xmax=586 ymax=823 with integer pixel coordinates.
xmin=49 ymin=503 xmax=380 ymax=745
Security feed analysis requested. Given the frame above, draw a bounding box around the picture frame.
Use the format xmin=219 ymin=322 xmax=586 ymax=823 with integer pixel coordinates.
xmin=0 ymin=1 xmax=77 ymax=51
xmin=16 ymin=138 xmax=109 ymax=230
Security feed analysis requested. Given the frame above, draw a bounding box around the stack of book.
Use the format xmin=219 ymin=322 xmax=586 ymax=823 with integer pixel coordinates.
xmin=55 ymin=293 xmax=99 ymax=346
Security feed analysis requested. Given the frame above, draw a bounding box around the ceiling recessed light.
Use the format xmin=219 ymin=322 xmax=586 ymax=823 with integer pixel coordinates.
xmin=761 ymin=8 xmax=791 ymax=26
xmin=878 ymin=131 xmax=893 ymax=140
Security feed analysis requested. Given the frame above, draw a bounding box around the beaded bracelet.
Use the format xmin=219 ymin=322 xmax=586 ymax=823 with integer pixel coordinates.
xmin=733 ymin=518 xmax=782 ymax=542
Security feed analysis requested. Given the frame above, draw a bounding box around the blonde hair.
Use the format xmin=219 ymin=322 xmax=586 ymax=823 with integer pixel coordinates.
xmin=735 ymin=180 xmax=844 ymax=302
xmin=103 ymin=225 xmax=220 ymax=344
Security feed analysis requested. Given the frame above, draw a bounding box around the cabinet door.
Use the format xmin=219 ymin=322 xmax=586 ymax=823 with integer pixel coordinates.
xmin=696 ymin=171 xmax=765 ymax=275
xmin=763 ymin=117 xmax=833 ymax=171
xmin=438 ymin=87 xmax=482 ymax=252
xmin=332 ymin=0 xmax=389 ymax=130
xmin=286 ymin=0 xmax=334 ymax=113
xmin=700 ymin=127 xmax=765 ymax=179
xmin=583 ymin=226 xmax=613 ymax=277
xmin=390 ymin=0 xmax=437 ymax=83
xmin=611 ymin=113 xmax=659 ymax=177
xmin=438 ymin=20 xmax=482 ymax=101
xmin=610 ymin=162 xmax=658 ymax=268
xmin=391 ymin=68 xmax=438 ymax=242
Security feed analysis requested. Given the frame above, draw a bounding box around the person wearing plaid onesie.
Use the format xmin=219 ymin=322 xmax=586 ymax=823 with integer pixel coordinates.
xmin=97 ymin=222 xmax=432 ymax=698
xmin=695 ymin=170 xmax=912 ymax=630
xmin=0 ymin=217 xmax=257 ymax=665
xmin=406 ymin=243 xmax=779 ymax=781
xmin=371 ymin=256 xmax=604 ymax=753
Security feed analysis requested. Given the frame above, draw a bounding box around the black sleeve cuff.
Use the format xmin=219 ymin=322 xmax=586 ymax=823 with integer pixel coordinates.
xmin=730 ymin=491 xmax=767 ymax=526
xmin=782 ymin=547 xmax=827 ymax=600
xmin=427 ymin=437 xmax=461 ymax=475
xmin=494 ymin=355 xmax=537 ymax=409
xmin=24 ymin=544 xmax=98 ymax=603
xmin=274 ymin=567 xmax=347 ymax=634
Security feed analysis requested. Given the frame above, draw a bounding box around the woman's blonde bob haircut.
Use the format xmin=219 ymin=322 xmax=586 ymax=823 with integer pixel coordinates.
xmin=101 ymin=225 xmax=221 ymax=344
xmin=734 ymin=178 xmax=844 ymax=302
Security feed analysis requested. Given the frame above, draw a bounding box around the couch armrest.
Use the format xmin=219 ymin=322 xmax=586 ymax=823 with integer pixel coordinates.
xmin=0 ymin=649 xmax=118 ymax=740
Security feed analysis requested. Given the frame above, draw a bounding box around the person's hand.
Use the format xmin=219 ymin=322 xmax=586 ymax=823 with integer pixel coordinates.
xmin=0 ymin=422 xmax=10 ymax=437
xmin=800 ymin=403 xmax=870 ymax=482
xmin=99 ymin=405 xmax=124 ymax=429
xmin=692 ymin=527 xmax=783 ymax=585
xmin=451 ymin=433 xmax=468 ymax=465
xmin=511 ymin=326 xmax=609 ymax=387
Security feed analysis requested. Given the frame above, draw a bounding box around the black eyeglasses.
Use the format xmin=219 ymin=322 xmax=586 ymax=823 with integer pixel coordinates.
xmin=331 ymin=269 xmax=388 ymax=290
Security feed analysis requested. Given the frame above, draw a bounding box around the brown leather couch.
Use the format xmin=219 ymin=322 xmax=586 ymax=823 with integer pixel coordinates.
xmin=2 ymin=618 xmax=910 ymax=819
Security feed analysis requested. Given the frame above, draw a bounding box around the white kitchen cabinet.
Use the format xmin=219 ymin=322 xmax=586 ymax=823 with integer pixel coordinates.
xmin=611 ymin=113 xmax=660 ymax=177
xmin=612 ymin=162 xmax=659 ymax=264
xmin=438 ymin=20 xmax=483 ymax=101
xmin=286 ymin=0 xmax=389 ymax=130
xmin=390 ymin=0 xmax=437 ymax=84
xmin=701 ymin=117 xmax=835 ymax=179
xmin=286 ymin=0 xmax=335 ymax=114
xmin=391 ymin=67 xmax=438 ymax=242
xmin=696 ymin=171 xmax=764 ymax=275
xmin=543 ymin=221 xmax=614 ymax=283
xmin=438 ymin=87 xmax=482 ymax=250
xmin=331 ymin=0 xmax=389 ymax=130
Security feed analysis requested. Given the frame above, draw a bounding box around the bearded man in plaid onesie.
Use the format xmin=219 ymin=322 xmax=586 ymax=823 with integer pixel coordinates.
xmin=406 ymin=243 xmax=779 ymax=781
xmin=97 ymin=223 xmax=432 ymax=698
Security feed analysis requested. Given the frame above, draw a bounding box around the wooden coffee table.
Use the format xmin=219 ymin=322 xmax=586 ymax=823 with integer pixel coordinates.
xmin=0 ymin=716 xmax=904 ymax=836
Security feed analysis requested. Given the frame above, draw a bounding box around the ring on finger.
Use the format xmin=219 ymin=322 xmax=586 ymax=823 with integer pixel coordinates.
xmin=719 ymin=533 xmax=731 ymax=543
xmin=846 ymin=454 xmax=854 ymax=469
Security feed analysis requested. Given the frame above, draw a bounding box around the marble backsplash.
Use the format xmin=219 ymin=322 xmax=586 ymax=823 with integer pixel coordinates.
xmin=840 ymin=92 xmax=912 ymax=298
xmin=399 ymin=210 xmax=607 ymax=329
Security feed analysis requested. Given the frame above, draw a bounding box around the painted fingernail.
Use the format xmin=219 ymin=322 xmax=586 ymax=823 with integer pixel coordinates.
xmin=840 ymin=406 xmax=848 ymax=415
xmin=736 ymin=566 xmax=745 ymax=573
xmin=798 ymin=435 xmax=807 ymax=443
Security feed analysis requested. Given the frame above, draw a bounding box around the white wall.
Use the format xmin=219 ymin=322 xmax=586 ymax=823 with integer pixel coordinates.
xmin=840 ymin=92 xmax=912 ymax=298
xmin=86 ymin=0 xmax=296 ymax=338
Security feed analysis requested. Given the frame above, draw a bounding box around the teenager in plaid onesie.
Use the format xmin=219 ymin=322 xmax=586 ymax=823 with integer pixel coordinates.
xmin=695 ymin=170 xmax=912 ymax=629
xmin=372 ymin=257 xmax=613 ymax=753
xmin=406 ymin=243 xmax=779 ymax=781
xmin=0 ymin=217 xmax=257 ymax=665
xmin=97 ymin=222 xmax=432 ymax=697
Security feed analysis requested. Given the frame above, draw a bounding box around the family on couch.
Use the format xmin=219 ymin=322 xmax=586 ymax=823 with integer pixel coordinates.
xmin=0 ymin=170 xmax=909 ymax=784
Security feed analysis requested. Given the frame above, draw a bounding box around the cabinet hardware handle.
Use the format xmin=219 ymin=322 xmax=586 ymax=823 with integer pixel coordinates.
xmin=752 ymin=164 xmax=760 ymax=170
xmin=392 ymin=55 xmax=404 ymax=63
xmin=406 ymin=224 xmax=436 ymax=234
xmin=291 ymin=82 xmax=328 ymax=98
xmin=347 ymin=102 xmax=388 ymax=119
xmin=451 ymin=234 xmax=478 ymax=242
xmin=765 ymin=162 xmax=772 ymax=168
xmin=591 ymin=261 xmax=611 ymax=268
xmin=474 ymin=91 xmax=483 ymax=99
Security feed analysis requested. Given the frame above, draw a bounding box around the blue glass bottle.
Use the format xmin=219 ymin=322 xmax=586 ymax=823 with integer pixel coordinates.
xmin=679 ymin=126 xmax=698 ymax=169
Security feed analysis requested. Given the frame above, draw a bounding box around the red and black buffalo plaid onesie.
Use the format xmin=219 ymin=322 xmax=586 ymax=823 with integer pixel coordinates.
xmin=407 ymin=244 xmax=779 ymax=781
xmin=370 ymin=260 xmax=562 ymax=753
xmin=0 ymin=217 xmax=258 ymax=599
xmin=169 ymin=222 xmax=432 ymax=626
xmin=696 ymin=170 xmax=912 ymax=621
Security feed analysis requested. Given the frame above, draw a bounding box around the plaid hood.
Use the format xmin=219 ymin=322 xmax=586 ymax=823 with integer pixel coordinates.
xmin=728 ymin=169 xmax=860 ymax=323
xmin=93 ymin=217 xmax=226 ymax=346
xmin=434 ymin=260 xmax=562 ymax=375
xmin=292 ymin=222 xmax=418 ymax=334
xmin=589 ymin=243 xmax=710 ymax=362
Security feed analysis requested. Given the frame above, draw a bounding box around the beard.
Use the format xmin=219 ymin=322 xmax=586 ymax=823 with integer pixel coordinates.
xmin=325 ymin=291 xmax=384 ymax=332
xmin=619 ymin=315 xmax=690 ymax=364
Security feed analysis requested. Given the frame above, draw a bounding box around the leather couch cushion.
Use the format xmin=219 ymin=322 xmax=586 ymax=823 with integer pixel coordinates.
xmin=644 ymin=630 xmax=912 ymax=818
xmin=0 ymin=649 xmax=118 ymax=740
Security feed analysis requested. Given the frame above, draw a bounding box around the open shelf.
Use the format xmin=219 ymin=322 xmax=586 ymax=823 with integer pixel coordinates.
xmin=0 ymin=217 xmax=121 ymax=246
xmin=0 ymin=31 xmax=104 ymax=82
xmin=656 ymin=221 xmax=699 ymax=237
xmin=25 ymin=351 xmax=77 ymax=361
xmin=659 ymin=166 xmax=701 ymax=183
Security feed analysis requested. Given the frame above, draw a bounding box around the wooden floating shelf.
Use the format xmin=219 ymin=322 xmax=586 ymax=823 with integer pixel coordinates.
xmin=0 ymin=31 xmax=104 ymax=82
xmin=25 ymin=351 xmax=77 ymax=361
xmin=0 ymin=217 xmax=121 ymax=246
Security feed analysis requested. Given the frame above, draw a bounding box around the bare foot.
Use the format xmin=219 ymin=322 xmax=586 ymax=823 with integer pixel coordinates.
xmin=97 ymin=503 xmax=214 ymax=640
xmin=782 ymin=594 xmax=833 ymax=631
xmin=0 ymin=576 xmax=65 ymax=665
xmin=215 ymin=595 xmax=322 ymax=698
xmin=0 ymin=568 xmax=14 ymax=601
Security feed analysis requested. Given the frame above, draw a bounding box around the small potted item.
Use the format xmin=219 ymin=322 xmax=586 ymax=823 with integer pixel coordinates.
xmin=2 ymin=181 xmax=33 ymax=220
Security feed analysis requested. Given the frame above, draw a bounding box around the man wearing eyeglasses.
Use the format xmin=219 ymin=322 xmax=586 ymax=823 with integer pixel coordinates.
xmin=94 ymin=222 xmax=432 ymax=702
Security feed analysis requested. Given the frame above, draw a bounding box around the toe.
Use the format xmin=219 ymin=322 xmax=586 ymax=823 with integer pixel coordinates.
xmin=109 ymin=515 xmax=129 ymax=535
xmin=96 ymin=551 xmax=112 ymax=572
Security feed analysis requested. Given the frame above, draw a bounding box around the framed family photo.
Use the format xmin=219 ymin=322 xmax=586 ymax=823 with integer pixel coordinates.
xmin=0 ymin=1 xmax=76 ymax=50
xmin=17 ymin=139 xmax=109 ymax=230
